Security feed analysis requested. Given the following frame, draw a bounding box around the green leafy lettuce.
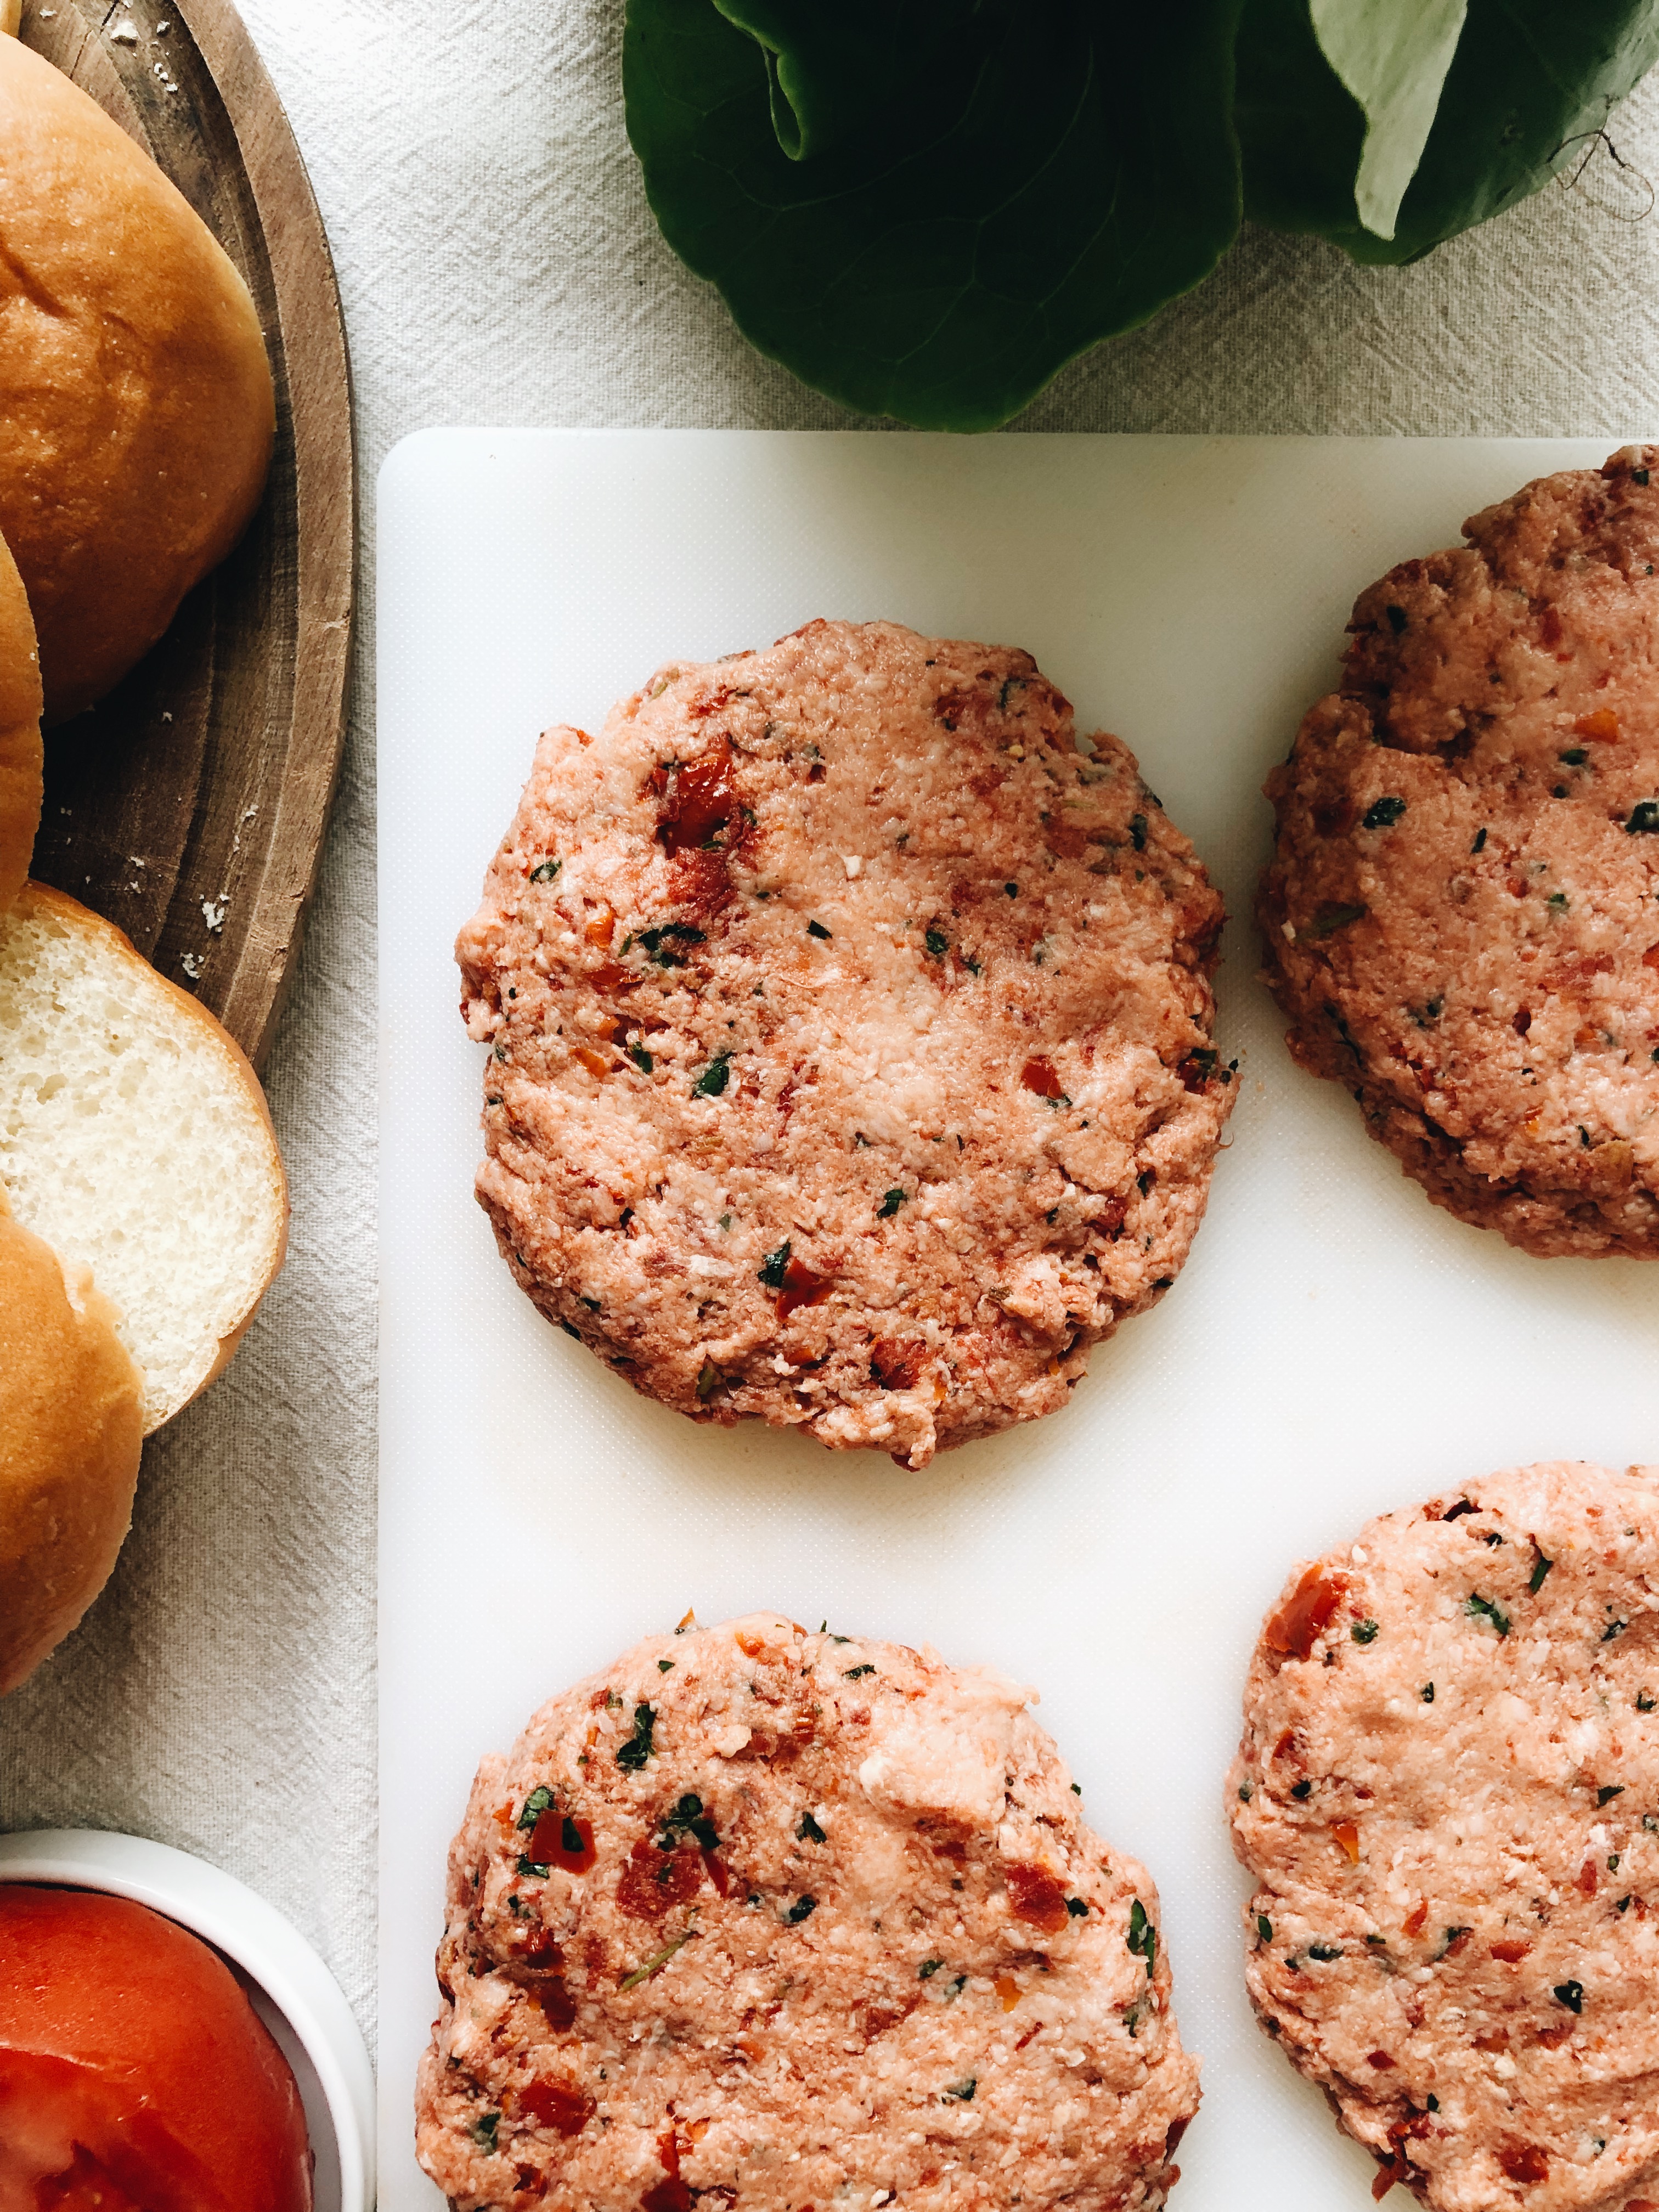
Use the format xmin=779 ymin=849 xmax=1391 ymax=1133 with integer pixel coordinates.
xmin=624 ymin=0 xmax=1659 ymax=426
xmin=624 ymin=0 xmax=1243 ymax=431
xmin=1237 ymin=0 xmax=1659 ymax=263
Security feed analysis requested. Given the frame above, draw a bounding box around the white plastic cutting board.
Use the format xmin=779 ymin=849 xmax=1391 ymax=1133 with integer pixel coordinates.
xmin=379 ymin=432 xmax=1659 ymax=2211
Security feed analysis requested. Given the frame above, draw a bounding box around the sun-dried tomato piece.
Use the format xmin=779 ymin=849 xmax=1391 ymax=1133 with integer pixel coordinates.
xmin=616 ymin=1838 xmax=704 ymax=1920
xmin=1498 ymin=2145 xmax=1549 ymax=2185
xmin=870 ymin=1339 xmax=924 ymax=1390
xmin=527 ymin=1810 xmax=597 ymax=1875
xmin=641 ymin=2182 xmax=695 ymax=2212
xmin=1003 ymin=1864 xmax=1070 ymax=1934
xmin=530 ymin=1980 xmax=578 ymax=2032
xmin=1021 ymin=1056 xmax=1064 ymax=1098
xmin=1333 ymin=1822 xmax=1359 ymax=1865
xmin=1490 ymin=1938 xmax=1531 ymax=1963
xmin=1403 ymin=1901 xmax=1427 ymax=1936
xmin=1574 ymin=707 xmax=1620 ymax=742
xmin=1265 ymin=1567 xmax=1348 ymax=1662
xmin=776 ymin=1256 xmax=832 ymax=1322
xmin=653 ymin=744 xmax=737 ymax=856
xmin=517 ymin=2079 xmax=595 ymax=2136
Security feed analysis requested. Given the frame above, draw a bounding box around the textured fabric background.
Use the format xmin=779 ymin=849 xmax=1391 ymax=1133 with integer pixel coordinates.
xmin=1 ymin=0 xmax=1656 ymax=2047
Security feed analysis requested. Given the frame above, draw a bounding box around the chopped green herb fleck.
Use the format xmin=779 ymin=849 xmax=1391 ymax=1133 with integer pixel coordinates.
xmin=1005 ymin=882 xmax=1019 ymax=898
xmin=529 ymin=859 xmax=561 ymax=883
xmin=1362 ymin=797 xmax=1406 ymax=830
xmin=1639 ymin=1692 xmax=1657 ymax=1713
xmin=517 ymin=1854 xmax=550 ymax=1880
xmin=1303 ymin=902 xmax=1368 ymax=939
xmin=693 ymin=1052 xmax=732 ymax=1098
xmin=1307 ymin=1943 xmax=1342 ymax=1962
xmin=620 ymin=1924 xmax=699 ymax=1991
xmin=919 ymin=1957 xmax=943 ymax=1979
xmin=517 ymin=1786 xmax=555 ymax=1830
xmin=787 ymin=1895 xmax=817 ymax=1923
xmin=1604 ymin=1620 xmax=1629 ymax=1643
xmin=1238 ymin=1782 xmax=1252 ymax=1801
xmin=843 ymin=1663 xmax=876 ymax=1680
xmin=1421 ymin=1684 xmax=1435 ymax=1703
xmin=806 ymin=919 xmax=832 ymax=940
xmin=924 ymin=928 xmax=949 ymax=956
xmin=1471 ymin=827 xmax=1488 ymax=854
xmin=616 ymin=1703 xmax=658 ymax=1772
xmin=1530 ymin=1547 xmax=1554 ymax=1594
xmin=797 ymin=1811 xmax=826 ymax=1844
xmin=658 ymin=1659 xmax=675 ymax=1673
xmin=759 ymin=1240 xmax=791 ymax=1288
xmin=658 ymin=1793 xmax=719 ymax=1850
xmin=1559 ymin=747 xmax=1589 ymax=766
xmin=1351 ymin=1619 xmax=1379 ymax=1645
xmin=1627 ymin=801 xmax=1659 ymax=834
xmin=877 ymin=1188 xmax=907 ymax=1218
xmin=628 ymin=1043 xmax=654 ymax=1073
xmin=1637 ymin=467 xmax=1652 ymax=487
xmin=1598 ymin=1785 xmax=1626 ymax=1807
xmin=1070 ymin=1782 xmax=1082 ymax=1795
xmin=1129 ymin=812 xmax=1148 ymax=851
xmin=471 ymin=2111 xmax=502 ymax=2150
xmin=1554 ymin=1979 xmax=1584 ymax=2013
xmin=696 ymin=1358 xmax=721 ymax=1401
xmin=1426 ymin=2095 xmax=1440 ymax=2112
xmin=1256 ymin=1914 xmax=1273 ymax=1943
xmin=1548 ymin=891 xmax=1569 ymax=911
xmin=942 ymin=2079 xmax=977 ymax=2102
xmin=1435 ymin=1926 xmax=1471 ymax=1960
xmin=1065 ymin=1897 xmax=1089 ymax=1918
xmin=1290 ymin=1780 xmax=1312 ymax=1800
xmin=1465 ymin=1594 xmax=1510 ymax=1638
xmin=1126 ymin=1897 xmax=1156 ymax=1977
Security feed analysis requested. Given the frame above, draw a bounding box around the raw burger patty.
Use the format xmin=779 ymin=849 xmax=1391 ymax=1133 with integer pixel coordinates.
xmin=457 ymin=619 xmax=1231 ymax=1467
xmin=1257 ymin=444 xmax=1659 ymax=1258
xmin=417 ymin=1612 xmax=1200 ymax=2212
xmin=1230 ymin=1459 xmax=1659 ymax=2212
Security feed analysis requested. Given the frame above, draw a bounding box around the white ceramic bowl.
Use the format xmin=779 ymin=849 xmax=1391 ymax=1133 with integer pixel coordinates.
xmin=0 ymin=1829 xmax=375 ymax=2212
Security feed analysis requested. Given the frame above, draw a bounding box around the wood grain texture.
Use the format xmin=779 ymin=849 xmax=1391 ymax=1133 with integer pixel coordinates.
xmin=19 ymin=0 xmax=354 ymax=1070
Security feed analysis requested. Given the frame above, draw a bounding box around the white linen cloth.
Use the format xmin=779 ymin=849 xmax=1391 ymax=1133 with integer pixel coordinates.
xmin=2 ymin=0 xmax=1656 ymax=2045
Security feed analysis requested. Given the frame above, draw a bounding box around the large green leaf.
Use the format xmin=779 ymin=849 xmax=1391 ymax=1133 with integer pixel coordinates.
xmin=624 ymin=0 xmax=1244 ymax=431
xmin=709 ymin=0 xmax=982 ymax=160
xmin=1237 ymin=0 xmax=1659 ymax=264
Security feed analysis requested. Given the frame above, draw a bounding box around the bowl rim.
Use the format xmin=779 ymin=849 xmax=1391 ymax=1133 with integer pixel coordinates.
xmin=0 ymin=1827 xmax=375 ymax=2211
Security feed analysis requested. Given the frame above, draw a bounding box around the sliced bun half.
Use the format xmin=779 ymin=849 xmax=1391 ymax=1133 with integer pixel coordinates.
xmin=0 ymin=1195 xmax=144 ymax=1696
xmin=0 ymin=883 xmax=287 ymax=1431
xmin=0 ymin=41 xmax=276 ymax=721
xmin=0 ymin=527 xmax=41 ymax=911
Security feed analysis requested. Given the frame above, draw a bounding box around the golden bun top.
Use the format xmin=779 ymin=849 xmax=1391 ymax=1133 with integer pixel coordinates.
xmin=0 ymin=1194 xmax=144 ymax=1697
xmin=0 ymin=40 xmax=276 ymax=721
xmin=0 ymin=524 xmax=41 ymax=910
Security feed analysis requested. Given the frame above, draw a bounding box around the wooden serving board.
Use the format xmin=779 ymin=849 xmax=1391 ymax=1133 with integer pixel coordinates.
xmin=19 ymin=0 xmax=353 ymax=1070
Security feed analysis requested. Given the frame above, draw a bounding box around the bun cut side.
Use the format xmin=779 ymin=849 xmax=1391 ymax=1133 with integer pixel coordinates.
xmin=0 ymin=526 xmax=40 ymax=910
xmin=0 ymin=1198 xmax=143 ymax=1696
xmin=0 ymin=883 xmax=288 ymax=1431
xmin=0 ymin=40 xmax=275 ymax=720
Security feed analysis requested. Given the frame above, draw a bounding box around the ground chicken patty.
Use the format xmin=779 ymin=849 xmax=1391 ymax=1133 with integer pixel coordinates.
xmin=1258 ymin=446 xmax=1659 ymax=1258
xmin=457 ymin=620 xmax=1231 ymax=1466
xmin=417 ymin=1614 xmax=1200 ymax=2212
xmin=1230 ymin=1460 xmax=1659 ymax=2211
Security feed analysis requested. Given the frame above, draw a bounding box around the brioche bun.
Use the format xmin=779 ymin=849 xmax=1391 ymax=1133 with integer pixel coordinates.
xmin=0 ymin=883 xmax=287 ymax=1431
xmin=0 ymin=1195 xmax=143 ymax=1696
xmin=0 ymin=41 xmax=275 ymax=721
xmin=0 ymin=524 xmax=40 ymax=909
